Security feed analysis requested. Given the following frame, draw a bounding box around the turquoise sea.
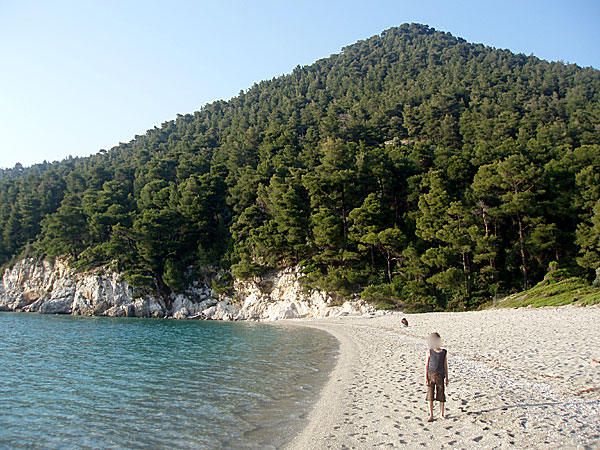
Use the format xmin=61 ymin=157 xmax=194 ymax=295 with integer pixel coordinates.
xmin=0 ymin=313 xmax=338 ymax=449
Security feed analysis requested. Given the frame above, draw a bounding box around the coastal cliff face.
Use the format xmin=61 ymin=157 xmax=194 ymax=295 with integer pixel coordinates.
xmin=231 ymin=268 xmax=374 ymax=320
xmin=0 ymin=258 xmax=166 ymax=317
xmin=0 ymin=258 xmax=373 ymax=320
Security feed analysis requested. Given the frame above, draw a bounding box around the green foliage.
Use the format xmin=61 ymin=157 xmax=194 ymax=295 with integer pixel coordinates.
xmin=535 ymin=261 xmax=572 ymax=287
xmin=373 ymin=299 xmax=399 ymax=311
xmin=123 ymin=272 xmax=154 ymax=290
xmin=211 ymin=272 xmax=234 ymax=295
xmin=493 ymin=278 xmax=600 ymax=308
xmin=0 ymin=23 xmax=599 ymax=310
xmin=37 ymin=193 xmax=89 ymax=259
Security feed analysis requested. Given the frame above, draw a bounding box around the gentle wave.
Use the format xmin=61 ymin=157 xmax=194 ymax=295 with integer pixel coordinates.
xmin=0 ymin=313 xmax=338 ymax=449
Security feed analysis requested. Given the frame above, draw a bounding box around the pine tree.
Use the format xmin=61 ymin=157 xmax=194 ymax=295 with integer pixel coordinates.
xmin=473 ymin=155 xmax=544 ymax=289
xmin=38 ymin=194 xmax=89 ymax=259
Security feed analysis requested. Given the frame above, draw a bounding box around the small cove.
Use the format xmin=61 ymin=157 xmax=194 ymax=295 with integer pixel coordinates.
xmin=0 ymin=312 xmax=338 ymax=449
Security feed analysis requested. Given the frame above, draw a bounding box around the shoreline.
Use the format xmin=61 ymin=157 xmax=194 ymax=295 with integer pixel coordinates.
xmin=284 ymin=307 xmax=600 ymax=449
xmin=2 ymin=307 xmax=599 ymax=448
xmin=278 ymin=318 xmax=356 ymax=450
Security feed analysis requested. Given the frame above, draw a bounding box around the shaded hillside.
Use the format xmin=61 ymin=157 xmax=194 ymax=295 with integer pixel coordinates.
xmin=1 ymin=23 xmax=600 ymax=310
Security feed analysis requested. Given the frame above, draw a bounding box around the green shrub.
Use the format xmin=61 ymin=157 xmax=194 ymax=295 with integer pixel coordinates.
xmin=373 ymin=299 xmax=398 ymax=310
xmin=124 ymin=272 xmax=154 ymax=289
xmin=211 ymin=272 xmax=233 ymax=295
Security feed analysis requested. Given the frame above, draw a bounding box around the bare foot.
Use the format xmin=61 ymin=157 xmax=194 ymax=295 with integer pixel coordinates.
xmin=427 ymin=416 xmax=434 ymax=422
xmin=439 ymin=415 xmax=447 ymax=420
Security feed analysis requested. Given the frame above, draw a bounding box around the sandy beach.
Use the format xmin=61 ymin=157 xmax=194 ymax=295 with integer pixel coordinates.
xmin=286 ymin=306 xmax=600 ymax=450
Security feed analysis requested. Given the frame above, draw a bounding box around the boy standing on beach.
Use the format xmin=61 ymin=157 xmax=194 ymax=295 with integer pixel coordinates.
xmin=424 ymin=332 xmax=448 ymax=422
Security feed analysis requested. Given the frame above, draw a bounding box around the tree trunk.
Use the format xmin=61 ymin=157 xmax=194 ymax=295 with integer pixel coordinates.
xmin=393 ymin=193 xmax=400 ymax=226
xmin=340 ymin=185 xmax=348 ymax=238
xmin=387 ymin=249 xmax=393 ymax=284
xmin=517 ymin=213 xmax=528 ymax=289
xmin=462 ymin=252 xmax=471 ymax=298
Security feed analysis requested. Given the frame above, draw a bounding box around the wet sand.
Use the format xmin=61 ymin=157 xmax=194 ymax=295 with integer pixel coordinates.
xmin=286 ymin=306 xmax=600 ymax=449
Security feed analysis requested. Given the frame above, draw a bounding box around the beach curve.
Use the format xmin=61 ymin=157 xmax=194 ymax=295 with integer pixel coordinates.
xmin=285 ymin=307 xmax=600 ymax=449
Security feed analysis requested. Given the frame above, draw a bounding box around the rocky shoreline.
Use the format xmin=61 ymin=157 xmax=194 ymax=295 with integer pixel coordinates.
xmin=0 ymin=258 xmax=373 ymax=321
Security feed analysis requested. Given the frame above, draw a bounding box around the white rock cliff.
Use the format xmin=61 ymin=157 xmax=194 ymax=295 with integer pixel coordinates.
xmin=0 ymin=258 xmax=373 ymax=320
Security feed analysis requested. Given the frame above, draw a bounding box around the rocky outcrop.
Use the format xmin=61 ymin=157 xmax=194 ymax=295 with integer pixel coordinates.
xmin=0 ymin=258 xmax=165 ymax=318
xmin=0 ymin=258 xmax=373 ymax=321
xmin=231 ymin=267 xmax=374 ymax=320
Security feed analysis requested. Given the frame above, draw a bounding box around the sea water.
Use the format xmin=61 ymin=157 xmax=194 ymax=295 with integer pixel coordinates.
xmin=0 ymin=313 xmax=337 ymax=449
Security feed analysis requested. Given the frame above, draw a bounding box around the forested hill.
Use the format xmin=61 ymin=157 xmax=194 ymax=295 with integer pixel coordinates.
xmin=2 ymin=23 xmax=600 ymax=310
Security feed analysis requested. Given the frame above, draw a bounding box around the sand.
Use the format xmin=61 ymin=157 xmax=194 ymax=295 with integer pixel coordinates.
xmin=285 ymin=306 xmax=600 ymax=450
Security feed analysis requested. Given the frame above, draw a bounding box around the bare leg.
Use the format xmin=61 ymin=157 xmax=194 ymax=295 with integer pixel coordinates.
xmin=440 ymin=402 xmax=445 ymax=419
xmin=428 ymin=401 xmax=434 ymax=421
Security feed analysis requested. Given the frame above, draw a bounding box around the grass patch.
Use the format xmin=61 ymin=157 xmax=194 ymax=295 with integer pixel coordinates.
xmin=493 ymin=277 xmax=600 ymax=308
xmin=372 ymin=299 xmax=399 ymax=310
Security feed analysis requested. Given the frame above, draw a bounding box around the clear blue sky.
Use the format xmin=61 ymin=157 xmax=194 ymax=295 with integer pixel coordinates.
xmin=1 ymin=0 xmax=598 ymax=169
